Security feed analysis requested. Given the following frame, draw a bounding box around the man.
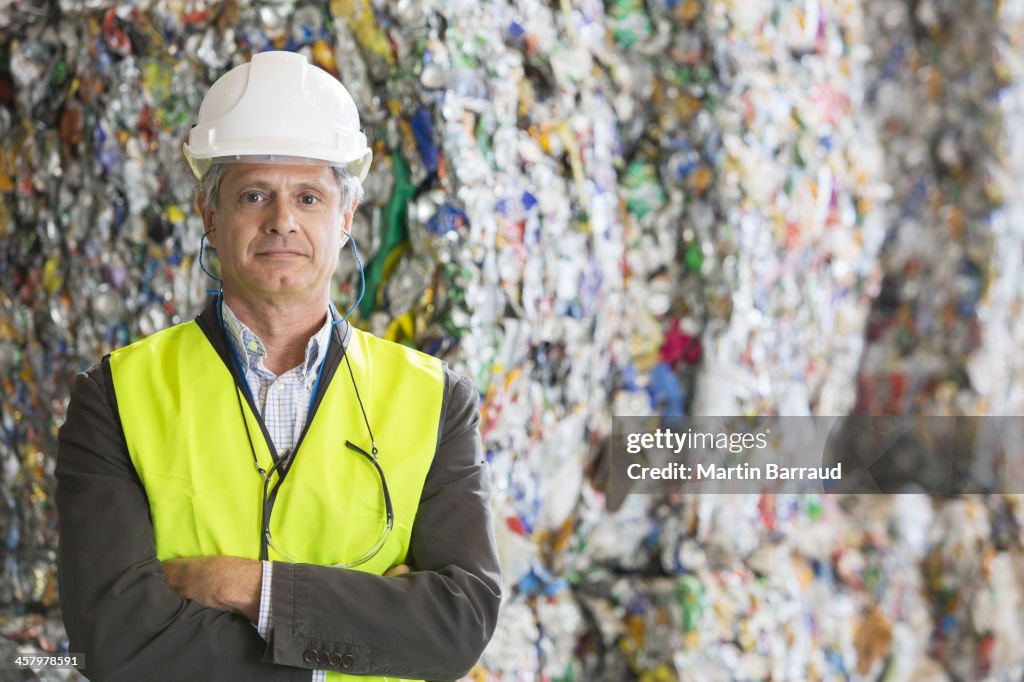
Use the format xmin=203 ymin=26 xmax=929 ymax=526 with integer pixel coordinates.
xmin=56 ymin=51 xmax=501 ymax=681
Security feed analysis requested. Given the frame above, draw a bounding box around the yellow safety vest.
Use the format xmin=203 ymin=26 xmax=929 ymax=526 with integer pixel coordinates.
xmin=109 ymin=319 xmax=444 ymax=681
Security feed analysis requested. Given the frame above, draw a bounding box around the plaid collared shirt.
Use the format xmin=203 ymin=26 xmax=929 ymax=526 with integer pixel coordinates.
xmin=221 ymin=301 xmax=332 ymax=682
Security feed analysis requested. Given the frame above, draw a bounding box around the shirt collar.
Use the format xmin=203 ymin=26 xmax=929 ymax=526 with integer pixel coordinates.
xmin=220 ymin=300 xmax=333 ymax=389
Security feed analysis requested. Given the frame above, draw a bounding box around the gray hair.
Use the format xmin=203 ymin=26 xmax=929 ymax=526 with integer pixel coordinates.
xmin=198 ymin=163 xmax=364 ymax=212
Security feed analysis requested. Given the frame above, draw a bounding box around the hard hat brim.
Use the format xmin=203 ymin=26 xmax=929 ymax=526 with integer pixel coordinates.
xmin=183 ymin=146 xmax=373 ymax=183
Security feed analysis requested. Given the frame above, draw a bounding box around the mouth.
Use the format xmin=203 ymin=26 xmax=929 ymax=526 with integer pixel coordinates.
xmin=255 ymin=249 xmax=306 ymax=258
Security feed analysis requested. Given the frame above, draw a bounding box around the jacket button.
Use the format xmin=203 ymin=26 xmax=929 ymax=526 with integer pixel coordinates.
xmin=329 ymin=652 xmax=342 ymax=667
xmin=341 ymin=653 xmax=355 ymax=668
xmin=303 ymin=649 xmax=317 ymax=664
xmin=316 ymin=651 xmax=330 ymax=666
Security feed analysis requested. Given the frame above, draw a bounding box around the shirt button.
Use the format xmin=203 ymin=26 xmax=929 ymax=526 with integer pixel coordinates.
xmin=303 ymin=649 xmax=317 ymax=663
xmin=341 ymin=653 xmax=354 ymax=668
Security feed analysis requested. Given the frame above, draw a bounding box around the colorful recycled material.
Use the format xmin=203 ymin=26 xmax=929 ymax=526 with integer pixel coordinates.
xmin=3 ymin=1 xmax=1024 ymax=680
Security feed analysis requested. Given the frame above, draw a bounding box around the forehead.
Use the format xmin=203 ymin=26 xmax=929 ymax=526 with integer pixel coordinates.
xmin=221 ymin=162 xmax=340 ymax=190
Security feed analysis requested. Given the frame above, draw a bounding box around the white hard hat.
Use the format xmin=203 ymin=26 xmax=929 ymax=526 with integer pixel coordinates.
xmin=183 ymin=51 xmax=373 ymax=182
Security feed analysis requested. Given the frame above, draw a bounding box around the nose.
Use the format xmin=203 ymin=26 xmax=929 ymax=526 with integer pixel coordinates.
xmin=266 ymin=197 xmax=299 ymax=235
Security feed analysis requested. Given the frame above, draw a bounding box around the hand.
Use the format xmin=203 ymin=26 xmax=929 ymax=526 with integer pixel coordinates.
xmin=162 ymin=556 xmax=262 ymax=623
xmin=385 ymin=564 xmax=411 ymax=577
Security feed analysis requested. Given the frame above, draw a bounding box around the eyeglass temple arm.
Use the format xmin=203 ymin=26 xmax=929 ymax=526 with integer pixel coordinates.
xmin=345 ymin=440 xmax=394 ymax=530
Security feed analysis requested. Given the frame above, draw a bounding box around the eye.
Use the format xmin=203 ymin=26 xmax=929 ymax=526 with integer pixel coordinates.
xmin=243 ymin=191 xmax=265 ymax=204
xmin=299 ymin=193 xmax=320 ymax=206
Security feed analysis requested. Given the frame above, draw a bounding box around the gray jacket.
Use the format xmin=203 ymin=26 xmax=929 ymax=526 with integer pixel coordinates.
xmin=56 ymin=302 xmax=502 ymax=681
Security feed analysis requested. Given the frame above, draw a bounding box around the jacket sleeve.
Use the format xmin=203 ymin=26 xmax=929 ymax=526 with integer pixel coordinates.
xmin=56 ymin=363 xmax=303 ymax=682
xmin=264 ymin=369 xmax=503 ymax=680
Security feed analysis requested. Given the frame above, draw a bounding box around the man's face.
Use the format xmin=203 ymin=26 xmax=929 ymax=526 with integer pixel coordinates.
xmin=203 ymin=163 xmax=352 ymax=304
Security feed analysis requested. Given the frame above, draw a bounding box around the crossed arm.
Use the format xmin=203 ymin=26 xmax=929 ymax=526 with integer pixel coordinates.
xmin=159 ymin=557 xmax=411 ymax=624
xmin=160 ymin=555 xmax=263 ymax=623
xmin=56 ymin=363 xmax=502 ymax=681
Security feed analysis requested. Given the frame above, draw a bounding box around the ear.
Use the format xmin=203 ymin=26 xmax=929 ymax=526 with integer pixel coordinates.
xmin=196 ymin=192 xmax=217 ymax=246
xmin=340 ymin=200 xmax=358 ymax=246
xmin=344 ymin=198 xmax=358 ymax=223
